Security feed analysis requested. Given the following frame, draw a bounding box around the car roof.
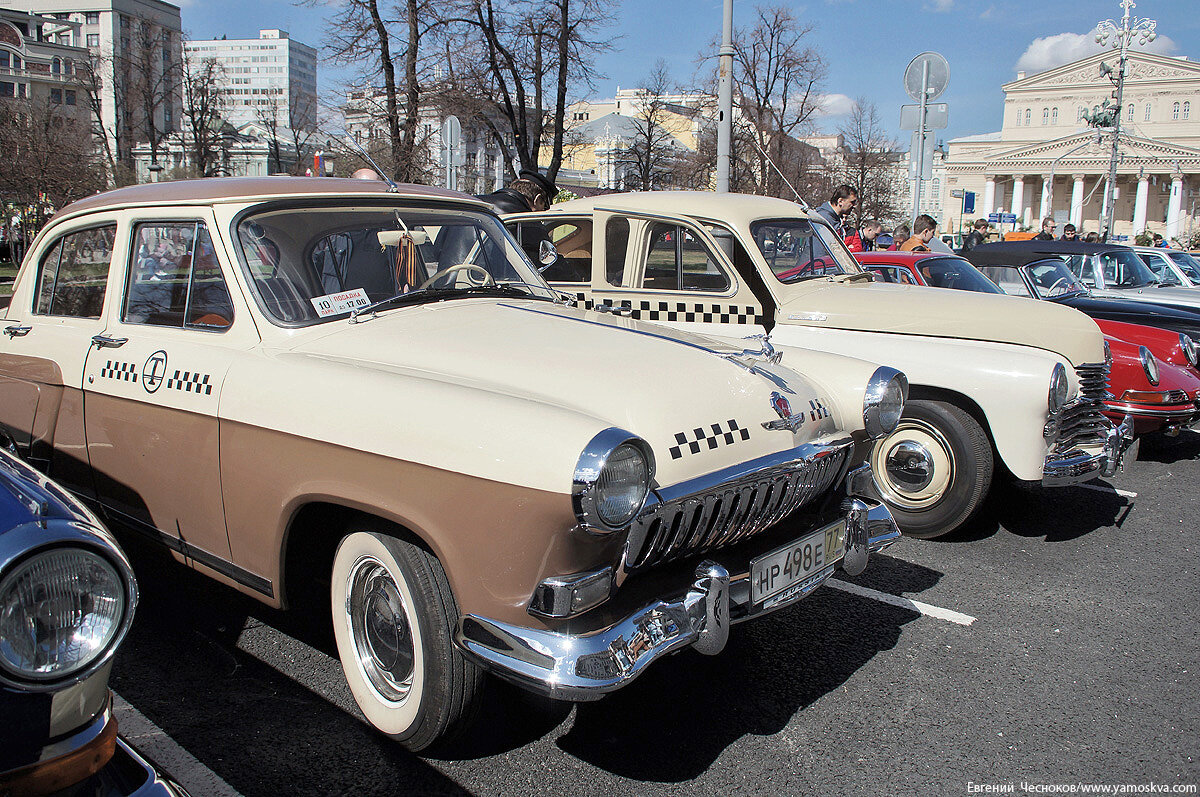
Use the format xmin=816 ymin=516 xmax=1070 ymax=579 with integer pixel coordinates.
xmin=545 ymin=191 xmax=823 ymax=225
xmin=965 ymin=240 xmax=1129 ymax=266
xmin=854 ymin=251 xmax=965 ymax=264
xmin=53 ymin=177 xmax=488 ymax=221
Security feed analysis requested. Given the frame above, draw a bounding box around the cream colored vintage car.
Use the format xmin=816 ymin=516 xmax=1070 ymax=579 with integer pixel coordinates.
xmin=0 ymin=178 xmax=907 ymax=751
xmin=506 ymin=192 xmax=1131 ymax=539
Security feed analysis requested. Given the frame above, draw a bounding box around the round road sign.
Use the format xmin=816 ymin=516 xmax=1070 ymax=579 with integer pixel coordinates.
xmin=904 ymin=52 xmax=950 ymax=102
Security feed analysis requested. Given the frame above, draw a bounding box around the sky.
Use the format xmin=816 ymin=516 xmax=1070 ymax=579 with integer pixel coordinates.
xmin=180 ymin=0 xmax=1200 ymax=146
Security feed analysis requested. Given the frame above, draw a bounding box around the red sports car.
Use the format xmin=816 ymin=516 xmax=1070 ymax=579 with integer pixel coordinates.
xmin=856 ymin=251 xmax=1200 ymax=436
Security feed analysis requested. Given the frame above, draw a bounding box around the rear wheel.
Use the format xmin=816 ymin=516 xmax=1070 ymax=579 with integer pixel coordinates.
xmin=330 ymin=527 xmax=482 ymax=751
xmin=869 ymin=399 xmax=993 ymax=539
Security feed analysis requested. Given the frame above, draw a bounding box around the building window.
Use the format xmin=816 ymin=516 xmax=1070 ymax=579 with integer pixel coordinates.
xmin=1041 ymin=108 xmax=1049 ymax=125
xmin=1128 ymin=103 xmax=1134 ymax=121
xmin=0 ymin=82 xmax=14 ymax=98
xmin=1024 ymin=109 xmax=1031 ymax=125
xmin=51 ymin=57 xmax=61 ymax=75
xmin=65 ymin=90 xmax=76 ymax=105
xmin=1051 ymin=107 xmax=1058 ymax=125
xmin=1144 ymin=103 xmax=1151 ymax=121
xmin=87 ymin=34 xmax=99 ymax=47
xmin=1185 ymin=102 xmax=1191 ymax=120
xmin=1173 ymin=101 xmax=1181 ymax=120
xmin=85 ymin=12 xmax=99 ymax=24
xmin=50 ymin=88 xmax=62 ymax=104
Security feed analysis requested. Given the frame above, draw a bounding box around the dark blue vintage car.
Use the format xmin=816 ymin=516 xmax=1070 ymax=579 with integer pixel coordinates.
xmin=0 ymin=447 xmax=186 ymax=796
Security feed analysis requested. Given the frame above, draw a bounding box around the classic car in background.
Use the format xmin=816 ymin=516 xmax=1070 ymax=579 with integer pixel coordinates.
xmin=505 ymin=192 xmax=1129 ymax=541
xmin=0 ymin=177 xmax=906 ymax=751
xmin=971 ymin=241 xmax=1200 ymax=312
xmin=0 ymin=448 xmax=186 ymax=796
xmin=961 ymin=248 xmax=1200 ymax=364
xmin=858 ymin=253 xmax=1200 ymax=438
xmin=1131 ymin=245 xmax=1200 ymax=288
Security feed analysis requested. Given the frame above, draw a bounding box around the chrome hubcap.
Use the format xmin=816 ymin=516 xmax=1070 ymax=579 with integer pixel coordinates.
xmin=885 ymin=440 xmax=935 ymax=492
xmin=348 ymin=557 xmax=414 ymax=702
xmin=872 ymin=419 xmax=955 ymax=510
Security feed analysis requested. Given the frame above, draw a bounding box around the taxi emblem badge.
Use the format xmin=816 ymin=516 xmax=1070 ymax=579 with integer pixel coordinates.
xmin=142 ymin=350 xmax=168 ymax=394
xmin=763 ymin=391 xmax=804 ymax=432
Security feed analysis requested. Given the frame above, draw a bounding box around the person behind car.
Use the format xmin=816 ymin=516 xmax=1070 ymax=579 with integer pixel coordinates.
xmin=900 ymin=215 xmax=938 ymax=252
xmin=1060 ymin=223 xmax=1078 ymax=241
xmin=476 ymin=170 xmax=556 ymax=215
xmin=960 ymin=218 xmax=990 ymax=252
xmin=844 ymin=218 xmax=882 ymax=252
xmin=1033 ymin=216 xmax=1056 ymax=240
xmin=814 ymin=184 xmax=858 ymax=237
xmin=889 ymin=224 xmax=911 ymax=251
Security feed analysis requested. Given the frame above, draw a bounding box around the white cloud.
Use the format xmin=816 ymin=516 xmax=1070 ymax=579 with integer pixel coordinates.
xmin=1015 ymin=27 xmax=1177 ymax=75
xmin=815 ymin=93 xmax=856 ymax=117
xmin=923 ymin=0 xmax=954 ymax=11
xmin=979 ymin=5 xmax=996 ymax=19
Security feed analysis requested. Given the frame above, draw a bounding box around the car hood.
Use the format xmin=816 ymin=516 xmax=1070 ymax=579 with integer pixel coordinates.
xmin=776 ymin=279 xmax=1105 ymax=365
xmin=283 ymin=298 xmax=850 ymax=485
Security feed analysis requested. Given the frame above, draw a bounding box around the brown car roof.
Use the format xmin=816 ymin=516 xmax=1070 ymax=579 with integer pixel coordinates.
xmin=55 ymin=177 xmax=486 ymax=220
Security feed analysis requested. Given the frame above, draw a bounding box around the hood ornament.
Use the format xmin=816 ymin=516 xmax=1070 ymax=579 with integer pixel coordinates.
xmin=762 ymin=391 xmax=805 ymax=432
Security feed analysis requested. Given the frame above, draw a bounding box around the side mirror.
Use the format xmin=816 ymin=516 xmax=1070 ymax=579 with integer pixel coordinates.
xmin=538 ymin=239 xmax=559 ymax=271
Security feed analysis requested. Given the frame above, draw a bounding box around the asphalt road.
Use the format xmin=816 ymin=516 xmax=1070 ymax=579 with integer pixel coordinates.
xmin=109 ymin=432 xmax=1200 ymax=796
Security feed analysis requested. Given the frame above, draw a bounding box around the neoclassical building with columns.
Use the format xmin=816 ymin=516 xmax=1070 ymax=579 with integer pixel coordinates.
xmin=942 ymin=50 xmax=1200 ymax=242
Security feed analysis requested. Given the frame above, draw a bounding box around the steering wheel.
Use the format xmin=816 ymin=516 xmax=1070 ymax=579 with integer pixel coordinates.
xmin=777 ymin=258 xmax=830 ymax=281
xmin=1044 ymin=277 xmax=1070 ymax=296
xmin=418 ymin=263 xmax=495 ymax=290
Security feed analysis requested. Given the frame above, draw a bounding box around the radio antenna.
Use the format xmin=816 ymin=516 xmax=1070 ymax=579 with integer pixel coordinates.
xmin=341 ymin=136 xmax=400 ymax=193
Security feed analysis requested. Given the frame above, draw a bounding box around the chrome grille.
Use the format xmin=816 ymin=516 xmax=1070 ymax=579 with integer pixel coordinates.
xmin=1052 ymin=362 xmax=1110 ymax=454
xmin=626 ymin=444 xmax=851 ymax=572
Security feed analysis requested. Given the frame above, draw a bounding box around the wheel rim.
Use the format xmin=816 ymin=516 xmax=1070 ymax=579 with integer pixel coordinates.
xmin=871 ymin=418 xmax=956 ymax=510
xmin=347 ymin=555 xmax=415 ymax=703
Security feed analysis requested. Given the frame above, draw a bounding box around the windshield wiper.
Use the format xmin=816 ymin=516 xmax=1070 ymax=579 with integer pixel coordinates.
xmin=349 ymin=288 xmax=455 ymax=321
xmin=349 ymin=283 xmax=554 ymax=322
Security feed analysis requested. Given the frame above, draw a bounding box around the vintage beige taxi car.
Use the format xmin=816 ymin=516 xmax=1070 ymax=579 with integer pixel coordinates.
xmin=506 ymin=192 xmax=1131 ymax=539
xmin=0 ymin=177 xmax=907 ymax=750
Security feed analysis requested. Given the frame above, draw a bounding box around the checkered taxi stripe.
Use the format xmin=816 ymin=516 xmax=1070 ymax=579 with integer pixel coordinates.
xmin=574 ymin=294 xmax=764 ymax=325
xmin=808 ymin=399 xmax=831 ymax=421
xmin=669 ymin=420 xmax=751 ymax=460
xmin=100 ymin=361 xmax=138 ymax=382
xmin=166 ymin=370 xmax=214 ymax=395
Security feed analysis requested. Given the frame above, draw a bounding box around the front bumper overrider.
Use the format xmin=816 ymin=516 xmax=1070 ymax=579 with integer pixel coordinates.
xmin=454 ymin=495 xmax=900 ymax=701
xmin=1042 ymin=415 xmax=1134 ymax=486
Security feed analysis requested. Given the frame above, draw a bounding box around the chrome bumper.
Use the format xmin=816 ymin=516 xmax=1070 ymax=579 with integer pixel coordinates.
xmin=1042 ymin=415 xmax=1134 ymax=486
xmin=455 ymin=499 xmax=900 ymax=701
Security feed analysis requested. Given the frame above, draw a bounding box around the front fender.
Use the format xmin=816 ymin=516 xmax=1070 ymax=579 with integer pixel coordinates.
xmin=769 ymin=326 xmax=1070 ymax=481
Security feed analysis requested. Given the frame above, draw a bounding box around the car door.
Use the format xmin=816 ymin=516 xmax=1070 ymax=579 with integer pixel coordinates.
xmin=81 ymin=211 xmax=258 ymax=568
xmin=0 ymin=220 xmax=118 ymax=495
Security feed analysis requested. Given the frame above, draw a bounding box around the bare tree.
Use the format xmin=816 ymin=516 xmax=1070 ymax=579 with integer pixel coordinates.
xmin=77 ymin=53 xmax=120 ymax=185
xmin=437 ymin=0 xmax=615 ymax=184
xmin=622 ymin=60 xmax=684 ymax=191
xmin=713 ymin=5 xmax=826 ymax=198
xmin=117 ymin=16 xmax=180 ymax=169
xmin=0 ymin=98 xmax=105 ymax=214
xmin=837 ymin=98 xmax=902 ymax=226
xmin=318 ymin=0 xmax=434 ymax=182
xmin=180 ymin=52 xmax=227 ymax=177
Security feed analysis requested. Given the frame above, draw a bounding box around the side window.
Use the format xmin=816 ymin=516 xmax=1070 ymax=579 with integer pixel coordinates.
xmin=540 ymin=220 xmax=592 ymax=283
xmin=1065 ymin=255 xmax=1094 ymax=287
xmin=1142 ymin=253 xmax=1179 ymax=285
xmin=125 ymin=222 xmax=233 ymax=331
xmin=34 ymin=225 xmax=116 ymax=318
xmin=1098 ymin=254 xmax=1119 ymax=286
xmin=641 ymin=222 xmax=730 ymax=293
xmin=982 ymin=267 xmax=1032 ymax=297
xmin=605 ymin=217 xmax=630 ymax=287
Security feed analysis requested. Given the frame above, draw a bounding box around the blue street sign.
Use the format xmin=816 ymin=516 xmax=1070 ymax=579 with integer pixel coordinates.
xmin=963 ymin=191 xmax=975 ymax=215
xmin=1001 ymin=212 xmax=1018 ymax=224
xmin=988 ymin=212 xmax=1001 ymax=223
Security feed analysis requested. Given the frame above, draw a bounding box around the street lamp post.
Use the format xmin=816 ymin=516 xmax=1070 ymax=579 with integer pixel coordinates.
xmin=1094 ymin=0 xmax=1156 ymax=241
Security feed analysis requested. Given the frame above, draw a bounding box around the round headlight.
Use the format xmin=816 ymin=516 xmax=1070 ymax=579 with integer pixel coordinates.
xmin=1048 ymin=362 xmax=1069 ymax=414
xmin=573 ymin=429 xmax=654 ymax=531
xmin=863 ymin=366 xmax=909 ymax=439
xmin=0 ymin=547 xmax=127 ymax=683
xmin=1140 ymin=346 xmax=1160 ymax=386
xmin=1180 ymin=333 xmax=1198 ymax=367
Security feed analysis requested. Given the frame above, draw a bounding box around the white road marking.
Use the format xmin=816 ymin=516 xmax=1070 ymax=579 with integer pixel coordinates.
xmin=112 ymin=693 xmax=244 ymax=797
xmin=826 ymin=579 xmax=977 ymax=626
xmin=1076 ymin=483 xmax=1138 ymax=499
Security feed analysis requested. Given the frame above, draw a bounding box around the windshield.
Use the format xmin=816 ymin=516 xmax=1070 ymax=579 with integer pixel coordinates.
xmin=235 ymin=203 xmax=557 ymax=325
xmin=1167 ymin=251 xmax=1200 ymax=285
xmin=1097 ymin=250 xmax=1160 ymax=288
xmin=913 ymin=257 xmax=1003 ymax=294
xmin=1024 ymin=260 xmax=1088 ymax=299
xmin=749 ymin=218 xmax=861 ymax=284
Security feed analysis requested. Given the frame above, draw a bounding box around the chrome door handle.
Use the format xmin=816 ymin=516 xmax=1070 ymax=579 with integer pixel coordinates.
xmin=3 ymin=325 xmax=31 ymax=338
xmin=90 ymin=334 xmax=128 ymax=349
xmin=595 ymin=304 xmax=633 ymax=317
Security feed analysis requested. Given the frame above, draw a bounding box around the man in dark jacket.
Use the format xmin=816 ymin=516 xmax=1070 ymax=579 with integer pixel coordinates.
xmin=1032 ymin=216 xmax=1057 ymax=240
xmin=476 ymin=170 xmax=557 ymax=214
xmin=814 ymin=184 xmax=858 ymax=236
xmin=960 ymin=218 xmax=989 ymax=252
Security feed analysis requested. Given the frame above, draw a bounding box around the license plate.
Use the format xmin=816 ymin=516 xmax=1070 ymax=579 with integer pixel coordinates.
xmin=750 ymin=520 xmax=845 ymax=606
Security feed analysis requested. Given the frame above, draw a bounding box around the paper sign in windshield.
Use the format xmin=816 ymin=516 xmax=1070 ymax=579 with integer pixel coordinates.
xmin=311 ymin=288 xmax=371 ymax=317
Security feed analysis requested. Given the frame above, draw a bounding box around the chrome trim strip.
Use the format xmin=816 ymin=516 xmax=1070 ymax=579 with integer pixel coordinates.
xmin=1104 ymin=402 xmax=1200 ymax=418
xmin=457 ymin=500 xmax=899 ymax=701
